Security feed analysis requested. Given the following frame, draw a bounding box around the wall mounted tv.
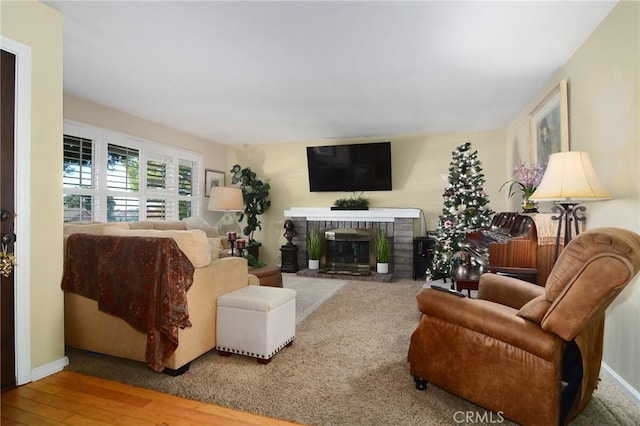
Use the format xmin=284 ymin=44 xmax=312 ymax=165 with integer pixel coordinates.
xmin=306 ymin=142 xmax=392 ymax=192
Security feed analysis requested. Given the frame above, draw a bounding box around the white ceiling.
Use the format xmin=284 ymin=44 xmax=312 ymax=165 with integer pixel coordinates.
xmin=45 ymin=1 xmax=618 ymax=146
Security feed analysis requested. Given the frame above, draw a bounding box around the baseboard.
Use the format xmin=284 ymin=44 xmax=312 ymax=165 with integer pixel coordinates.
xmin=601 ymin=362 xmax=640 ymax=405
xmin=31 ymin=356 xmax=69 ymax=382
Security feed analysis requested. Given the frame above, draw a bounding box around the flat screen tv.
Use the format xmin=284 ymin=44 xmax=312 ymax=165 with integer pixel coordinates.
xmin=306 ymin=142 xmax=392 ymax=192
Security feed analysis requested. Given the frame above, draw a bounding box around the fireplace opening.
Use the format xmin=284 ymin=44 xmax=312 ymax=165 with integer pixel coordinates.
xmin=323 ymin=228 xmax=375 ymax=276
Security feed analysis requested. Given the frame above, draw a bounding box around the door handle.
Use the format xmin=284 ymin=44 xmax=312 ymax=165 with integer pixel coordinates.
xmin=1 ymin=233 xmax=15 ymax=246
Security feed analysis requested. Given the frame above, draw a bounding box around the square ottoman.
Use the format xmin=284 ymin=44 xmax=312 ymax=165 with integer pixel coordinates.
xmin=216 ymin=285 xmax=296 ymax=364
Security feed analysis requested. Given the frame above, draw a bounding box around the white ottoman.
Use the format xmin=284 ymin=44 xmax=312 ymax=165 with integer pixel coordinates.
xmin=216 ymin=285 xmax=296 ymax=364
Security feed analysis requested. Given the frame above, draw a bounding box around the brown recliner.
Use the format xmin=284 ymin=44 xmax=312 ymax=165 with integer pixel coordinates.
xmin=408 ymin=227 xmax=640 ymax=425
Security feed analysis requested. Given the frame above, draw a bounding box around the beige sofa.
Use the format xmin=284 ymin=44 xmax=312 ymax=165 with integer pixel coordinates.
xmin=63 ymin=220 xmax=256 ymax=373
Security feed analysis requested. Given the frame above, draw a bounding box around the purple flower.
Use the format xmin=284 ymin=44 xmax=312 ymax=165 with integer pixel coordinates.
xmin=501 ymin=160 xmax=546 ymax=199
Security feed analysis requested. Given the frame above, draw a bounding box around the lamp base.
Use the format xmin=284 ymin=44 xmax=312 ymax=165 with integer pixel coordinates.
xmin=214 ymin=211 xmax=242 ymax=236
xmin=551 ymin=202 xmax=587 ymax=260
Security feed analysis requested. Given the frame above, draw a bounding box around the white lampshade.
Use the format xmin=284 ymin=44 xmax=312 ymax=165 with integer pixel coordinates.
xmin=529 ymin=151 xmax=612 ymax=202
xmin=207 ymin=186 xmax=244 ymax=212
xmin=208 ymin=186 xmax=244 ymax=236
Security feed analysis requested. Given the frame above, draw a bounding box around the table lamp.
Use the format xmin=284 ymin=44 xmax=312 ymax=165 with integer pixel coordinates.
xmin=208 ymin=186 xmax=244 ymax=236
xmin=529 ymin=151 xmax=612 ymax=258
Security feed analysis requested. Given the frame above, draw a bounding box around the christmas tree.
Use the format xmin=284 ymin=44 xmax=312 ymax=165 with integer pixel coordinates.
xmin=431 ymin=141 xmax=494 ymax=278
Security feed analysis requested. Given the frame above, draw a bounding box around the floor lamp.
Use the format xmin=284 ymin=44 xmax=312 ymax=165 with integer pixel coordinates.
xmin=208 ymin=186 xmax=244 ymax=237
xmin=529 ymin=151 xmax=612 ymax=260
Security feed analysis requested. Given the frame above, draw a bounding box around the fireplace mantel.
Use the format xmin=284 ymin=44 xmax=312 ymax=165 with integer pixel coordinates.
xmin=284 ymin=207 xmax=421 ymax=223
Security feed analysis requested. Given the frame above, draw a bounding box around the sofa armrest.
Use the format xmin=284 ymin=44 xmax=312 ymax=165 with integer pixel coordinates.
xmin=416 ymin=287 xmax=561 ymax=361
xmin=248 ymin=274 xmax=260 ymax=286
xmin=477 ymin=273 xmax=545 ymax=310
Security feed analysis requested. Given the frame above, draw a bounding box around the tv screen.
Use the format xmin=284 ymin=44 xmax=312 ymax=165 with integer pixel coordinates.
xmin=306 ymin=142 xmax=392 ymax=192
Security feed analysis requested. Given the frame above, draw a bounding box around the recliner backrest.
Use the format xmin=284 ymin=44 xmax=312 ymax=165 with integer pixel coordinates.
xmin=539 ymin=228 xmax=640 ymax=340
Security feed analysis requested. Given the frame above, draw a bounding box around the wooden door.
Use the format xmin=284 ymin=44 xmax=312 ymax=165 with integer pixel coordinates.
xmin=1 ymin=48 xmax=17 ymax=393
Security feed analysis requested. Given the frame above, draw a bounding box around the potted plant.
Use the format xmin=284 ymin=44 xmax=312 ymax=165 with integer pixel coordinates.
xmin=230 ymin=164 xmax=271 ymax=258
xmin=332 ymin=192 xmax=370 ymax=210
xmin=375 ymin=229 xmax=391 ymax=274
xmin=307 ymin=228 xmax=322 ymax=270
xmin=500 ymin=160 xmax=546 ymax=213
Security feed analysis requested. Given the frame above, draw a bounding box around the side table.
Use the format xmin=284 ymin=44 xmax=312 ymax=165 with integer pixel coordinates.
xmin=451 ymin=264 xmax=486 ymax=296
xmin=280 ymin=244 xmax=299 ymax=273
xmin=249 ymin=264 xmax=283 ymax=288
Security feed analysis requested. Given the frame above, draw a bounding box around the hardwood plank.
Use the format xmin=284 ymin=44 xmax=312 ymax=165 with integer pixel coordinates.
xmin=48 ymin=371 xmax=199 ymax=410
xmin=0 ymin=405 xmax=65 ymax=426
xmin=4 ymin=388 xmax=156 ymax=426
xmin=40 ymin=374 xmax=151 ymax=408
xmin=1 ymin=372 xmax=301 ymax=426
xmin=1 ymin=393 xmax=73 ymax=422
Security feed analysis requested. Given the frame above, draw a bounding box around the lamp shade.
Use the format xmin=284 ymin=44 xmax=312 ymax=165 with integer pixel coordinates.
xmin=208 ymin=186 xmax=244 ymax=211
xmin=529 ymin=151 xmax=612 ymax=201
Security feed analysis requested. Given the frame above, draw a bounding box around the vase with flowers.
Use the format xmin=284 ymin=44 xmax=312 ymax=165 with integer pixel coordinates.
xmin=500 ymin=160 xmax=546 ymax=213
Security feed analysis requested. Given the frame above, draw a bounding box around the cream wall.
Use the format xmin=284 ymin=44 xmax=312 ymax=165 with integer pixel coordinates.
xmin=228 ymin=130 xmax=508 ymax=265
xmin=506 ymin=1 xmax=640 ymax=393
xmin=63 ymin=95 xmax=229 ymax=225
xmin=1 ymin=1 xmax=64 ymax=369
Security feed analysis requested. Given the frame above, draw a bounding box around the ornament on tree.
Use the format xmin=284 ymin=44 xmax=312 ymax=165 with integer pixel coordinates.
xmin=431 ymin=141 xmax=494 ymax=279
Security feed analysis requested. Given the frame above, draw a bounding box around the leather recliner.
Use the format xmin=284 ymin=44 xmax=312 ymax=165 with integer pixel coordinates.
xmin=408 ymin=227 xmax=640 ymax=425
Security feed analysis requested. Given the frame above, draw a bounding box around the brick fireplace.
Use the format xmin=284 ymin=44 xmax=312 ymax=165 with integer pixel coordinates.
xmin=284 ymin=207 xmax=421 ymax=279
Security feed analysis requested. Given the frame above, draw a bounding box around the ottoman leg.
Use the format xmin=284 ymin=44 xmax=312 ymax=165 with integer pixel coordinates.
xmin=218 ymin=350 xmax=232 ymax=357
xmin=257 ymin=357 xmax=272 ymax=365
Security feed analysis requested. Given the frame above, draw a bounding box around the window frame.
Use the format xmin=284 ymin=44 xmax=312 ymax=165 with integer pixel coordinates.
xmin=63 ymin=120 xmax=203 ymax=222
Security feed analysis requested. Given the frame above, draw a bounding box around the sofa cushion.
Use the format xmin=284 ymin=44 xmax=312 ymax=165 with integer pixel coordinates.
xmin=208 ymin=237 xmax=222 ymax=260
xmin=182 ymin=216 xmax=220 ymax=237
xmin=151 ymin=221 xmax=188 ymax=230
xmin=103 ymin=227 xmax=211 ymax=268
xmin=128 ymin=221 xmax=155 ymax=230
xmin=64 ymin=222 xmax=129 ymax=236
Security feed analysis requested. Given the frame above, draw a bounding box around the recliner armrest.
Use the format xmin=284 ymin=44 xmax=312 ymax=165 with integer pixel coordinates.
xmin=477 ymin=273 xmax=544 ymax=310
xmin=416 ymin=287 xmax=561 ymax=361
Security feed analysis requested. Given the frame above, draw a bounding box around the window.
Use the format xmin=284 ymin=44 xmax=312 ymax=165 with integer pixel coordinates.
xmin=63 ymin=121 xmax=203 ymax=222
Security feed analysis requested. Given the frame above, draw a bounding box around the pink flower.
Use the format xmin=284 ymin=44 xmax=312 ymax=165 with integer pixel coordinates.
xmin=501 ymin=160 xmax=546 ymax=199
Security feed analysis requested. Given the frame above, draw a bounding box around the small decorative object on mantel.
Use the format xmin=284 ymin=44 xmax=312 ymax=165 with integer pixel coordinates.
xmin=331 ymin=192 xmax=370 ymax=210
xmin=500 ymin=160 xmax=546 ymax=213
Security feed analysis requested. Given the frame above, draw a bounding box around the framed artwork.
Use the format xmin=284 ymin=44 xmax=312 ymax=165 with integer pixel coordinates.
xmin=204 ymin=169 xmax=225 ymax=197
xmin=530 ymin=79 xmax=569 ymax=166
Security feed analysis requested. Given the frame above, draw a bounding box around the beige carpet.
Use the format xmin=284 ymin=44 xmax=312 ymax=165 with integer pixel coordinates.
xmin=64 ymin=278 xmax=640 ymax=425
xmin=282 ymin=273 xmax=348 ymax=324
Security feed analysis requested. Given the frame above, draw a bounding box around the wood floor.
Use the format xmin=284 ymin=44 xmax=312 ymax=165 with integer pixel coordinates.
xmin=1 ymin=370 xmax=301 ymax=425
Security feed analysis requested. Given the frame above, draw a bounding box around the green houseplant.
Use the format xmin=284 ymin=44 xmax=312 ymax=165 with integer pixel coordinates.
xmin=332 ymin=192 xmax=370 ymax=210
xmin=230 ymin=164 xmax=271 ymax=246
xmin=375 ymin=229 xmax=391 ymax=274
xmin=307 ymin=228 xmax=322 ymax=270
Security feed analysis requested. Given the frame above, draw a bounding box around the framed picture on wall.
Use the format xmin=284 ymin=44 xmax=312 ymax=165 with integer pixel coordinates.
xmin=204 ymin=169 xmax=225 ymax=197
xmin=530 ymin=79 xmax=569 ymax=166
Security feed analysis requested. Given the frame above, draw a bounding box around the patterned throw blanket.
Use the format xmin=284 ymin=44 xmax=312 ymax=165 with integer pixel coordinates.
xmin=61 ymin=234 xmax=195 ymax=372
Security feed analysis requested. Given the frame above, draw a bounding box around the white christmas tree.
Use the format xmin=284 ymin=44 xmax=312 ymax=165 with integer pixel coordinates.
xmin=432 ymin=141 xmax=494 ymax=278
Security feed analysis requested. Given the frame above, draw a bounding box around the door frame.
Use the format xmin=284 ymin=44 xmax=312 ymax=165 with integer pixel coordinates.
xmin=1 ymin=36 xmax=32 ymax=386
